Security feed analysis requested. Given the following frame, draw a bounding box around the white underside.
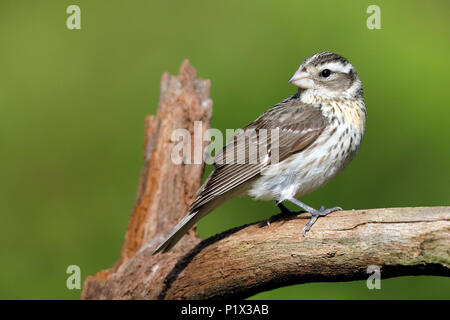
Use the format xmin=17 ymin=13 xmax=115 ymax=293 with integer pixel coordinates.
xmin=247 ymin=122 xmax=362 ymax=201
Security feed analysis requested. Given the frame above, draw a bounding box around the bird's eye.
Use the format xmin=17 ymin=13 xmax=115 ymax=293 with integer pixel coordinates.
xmin=321 ymin=69 xmax=331 ymax=77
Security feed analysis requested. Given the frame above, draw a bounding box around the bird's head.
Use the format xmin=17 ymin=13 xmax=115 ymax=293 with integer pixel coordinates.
xmin=289 ymin=52 xmax=362 ymax=100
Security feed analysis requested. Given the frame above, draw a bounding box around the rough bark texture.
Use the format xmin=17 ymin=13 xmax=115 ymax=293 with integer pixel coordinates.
xmin=81 ymin=61 xmax=450 ymax=300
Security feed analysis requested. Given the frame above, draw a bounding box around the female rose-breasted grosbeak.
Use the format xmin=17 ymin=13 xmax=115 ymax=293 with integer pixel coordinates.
xmin=154 ymin=52 xmax=366 ymax=254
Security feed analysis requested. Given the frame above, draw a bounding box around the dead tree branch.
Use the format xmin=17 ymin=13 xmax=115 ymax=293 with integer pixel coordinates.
xmin=81 ymin=61 xmax=450 ymax=300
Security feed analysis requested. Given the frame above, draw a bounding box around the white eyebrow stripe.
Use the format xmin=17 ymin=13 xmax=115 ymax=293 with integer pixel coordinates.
xmin=321 ymin=61 xmax=353 ymax=74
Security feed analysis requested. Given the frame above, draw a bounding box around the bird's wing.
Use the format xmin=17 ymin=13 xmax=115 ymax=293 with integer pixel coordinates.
xmin=189 ymin=98 xmax=328 ymax=212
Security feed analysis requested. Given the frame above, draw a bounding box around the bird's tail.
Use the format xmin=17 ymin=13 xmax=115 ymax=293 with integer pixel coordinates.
xmin=152 ymin=190 xmax=238 ymax=254
xmin=152 ymin=211 xmax=202 ymax=255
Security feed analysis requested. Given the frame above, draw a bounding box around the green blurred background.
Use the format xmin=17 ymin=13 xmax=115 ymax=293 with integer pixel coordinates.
xmin=0 ymin=0 xmax=449 ymax=299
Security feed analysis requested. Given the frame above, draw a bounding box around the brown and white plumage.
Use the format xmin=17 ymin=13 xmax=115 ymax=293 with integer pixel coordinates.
xmin=153 ymin=52 xmax=366 ymax=254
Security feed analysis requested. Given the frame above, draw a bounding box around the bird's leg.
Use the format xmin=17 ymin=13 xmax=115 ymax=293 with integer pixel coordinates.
xmin=266 ymin=201 xmax=306 ymax=226
xmin=277 ymin=202 xmax=293 ymax=215
xmin=287 ymin=198 xmax=342 ymax=235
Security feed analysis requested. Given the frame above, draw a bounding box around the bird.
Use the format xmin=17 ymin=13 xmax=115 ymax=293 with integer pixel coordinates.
xmin=153 ymin=51 xmax=366 ymax=254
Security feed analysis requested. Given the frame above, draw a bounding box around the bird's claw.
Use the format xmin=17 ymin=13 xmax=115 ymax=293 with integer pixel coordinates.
xmin=301 ymin=205 xmax=342 ymax=235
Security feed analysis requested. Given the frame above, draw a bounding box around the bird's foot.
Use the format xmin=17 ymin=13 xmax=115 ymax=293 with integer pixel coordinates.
xmin=301 ymin=205 xmax=342 ymax=236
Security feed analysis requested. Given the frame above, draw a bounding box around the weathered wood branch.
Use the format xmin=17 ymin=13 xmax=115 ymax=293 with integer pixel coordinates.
xmin=81 ymin=61 xmax=450 ymax=300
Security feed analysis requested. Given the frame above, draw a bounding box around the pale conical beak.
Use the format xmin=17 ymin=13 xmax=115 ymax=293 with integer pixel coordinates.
xmin=288 ymin=70 xmax=314 ymax=89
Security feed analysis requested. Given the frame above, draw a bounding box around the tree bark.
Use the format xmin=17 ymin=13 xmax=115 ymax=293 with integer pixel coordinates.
xmin=81 ymin=61 xmax=450 ymax=300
